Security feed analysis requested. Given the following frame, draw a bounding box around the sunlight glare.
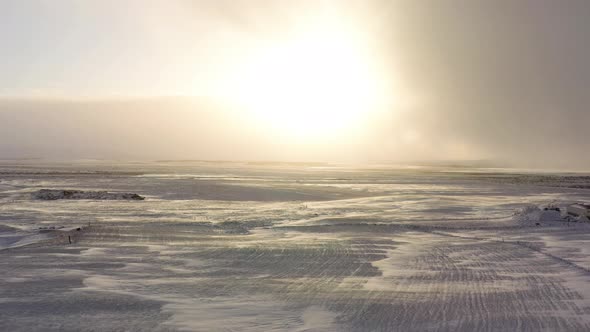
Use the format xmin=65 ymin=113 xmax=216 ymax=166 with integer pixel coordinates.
xmin=227 ymin=19 xmax=387 ymax=140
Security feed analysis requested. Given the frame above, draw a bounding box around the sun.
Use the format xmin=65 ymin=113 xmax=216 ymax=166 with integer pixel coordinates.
xmin=225 ymin=20 xmax=386 ymax=140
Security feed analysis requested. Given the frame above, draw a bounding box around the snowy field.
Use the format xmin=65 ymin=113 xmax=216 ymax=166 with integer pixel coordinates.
xmin=1 ymin=161 xmax=590 ymax=331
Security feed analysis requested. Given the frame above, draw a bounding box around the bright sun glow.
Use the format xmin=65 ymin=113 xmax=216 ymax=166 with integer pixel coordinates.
xmin=225 ymin=19 xmax=387 ymax=140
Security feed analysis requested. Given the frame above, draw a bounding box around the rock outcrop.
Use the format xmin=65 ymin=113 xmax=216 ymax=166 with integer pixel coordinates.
xmin=32 ymin=189 xmax=145 ymax=200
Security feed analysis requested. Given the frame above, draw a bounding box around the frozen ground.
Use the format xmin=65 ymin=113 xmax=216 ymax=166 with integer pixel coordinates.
xmin=1 ymin=161 xmax=590 ymax=331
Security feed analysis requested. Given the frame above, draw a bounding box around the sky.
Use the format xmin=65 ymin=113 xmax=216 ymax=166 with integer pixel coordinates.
xmin=1 ymin=0 xmax=590 ymax=169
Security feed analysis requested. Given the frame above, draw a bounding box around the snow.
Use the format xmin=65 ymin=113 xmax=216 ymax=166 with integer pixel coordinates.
xmin=0 ymin=230 xmax=54 ymax=250
xmin=1 ymin=162 xmax=590 ymax=331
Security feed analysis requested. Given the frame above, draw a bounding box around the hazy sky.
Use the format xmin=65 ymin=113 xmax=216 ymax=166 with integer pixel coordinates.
xmin=1 ymin=1 xmax=590 ymax=169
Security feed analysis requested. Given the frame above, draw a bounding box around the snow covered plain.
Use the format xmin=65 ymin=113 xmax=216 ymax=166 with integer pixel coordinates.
xmin=1 ymin=161 xmax=590 ymax=331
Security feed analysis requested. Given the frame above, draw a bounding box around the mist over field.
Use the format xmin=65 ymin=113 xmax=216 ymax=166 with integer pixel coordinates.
xmin=1 ymin=97 xmax=590 ymax=170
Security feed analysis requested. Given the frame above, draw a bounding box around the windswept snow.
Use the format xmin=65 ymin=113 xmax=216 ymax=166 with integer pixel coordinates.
xmin=1 ymin=162 xmax=590 ymax=331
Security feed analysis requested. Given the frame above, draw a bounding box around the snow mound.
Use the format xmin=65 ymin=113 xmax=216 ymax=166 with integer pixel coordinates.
xmin=32 ymin=189 xmax=145 ymax=200
xmin=514 ymin=204 xmax=564 ymax=224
